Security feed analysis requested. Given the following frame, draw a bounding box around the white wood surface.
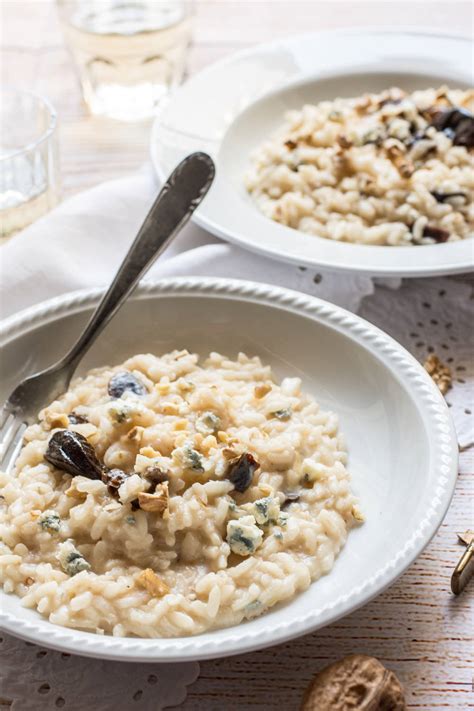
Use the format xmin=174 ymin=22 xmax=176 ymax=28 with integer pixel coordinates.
xmin=2 ymin=2 xmax=473 ymax=708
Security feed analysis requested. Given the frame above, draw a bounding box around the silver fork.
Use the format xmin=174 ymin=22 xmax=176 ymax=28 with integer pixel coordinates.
xmin=0 ymin=152 xmax=215 ymax=473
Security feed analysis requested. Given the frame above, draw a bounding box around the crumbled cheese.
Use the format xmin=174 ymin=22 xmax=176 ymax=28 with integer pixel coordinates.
xmin=107 ymin=400 xmax=146 ymax=425
xmin=39 ymin=511 xmax=61 ymax=533
xmin=173 ymin=444 xmax=205 ymax=472
xmin=195 ymin=411 xmax=221 ymax=435
xmin=227 ymin=515 xmax=263 ymax=556
xmin=242 ymin=496 xmax=280 ymax=525
xmin=57 ymin=541 xmax=91 ymax=576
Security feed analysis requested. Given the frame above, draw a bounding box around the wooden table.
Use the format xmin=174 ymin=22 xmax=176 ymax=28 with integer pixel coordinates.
xmin=2 ymin=2 xmax=473 ymax=708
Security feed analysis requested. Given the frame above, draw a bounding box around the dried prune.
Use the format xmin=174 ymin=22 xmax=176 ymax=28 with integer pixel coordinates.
xmin=431 ymin=190 xmax=467 ymax=204
xmin=108 ymin=371 xmax=147 ymax=398
xmin=68 ymin=412 xmax=89 ymax=425
xmin=423 ymin=225 xmax=450 ymax=243
xmin=430 ymin=107 xmax=474 ymax=148
xmin=102 ymin=468 xmax=131 ymax=496
xmin=227 ymin=453 xmax=259 ymax=493
xmin=45 ymin=430 xmax=102 ymax=479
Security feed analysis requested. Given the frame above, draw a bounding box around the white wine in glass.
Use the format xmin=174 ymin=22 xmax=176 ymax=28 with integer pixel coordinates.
xmin=57 ymin=0 xmax=193 ymax=121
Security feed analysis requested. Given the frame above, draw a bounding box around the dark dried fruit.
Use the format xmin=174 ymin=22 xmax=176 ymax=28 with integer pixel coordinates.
xmin=45 ymin=430 xmax=102 ymax=480
xmin=68 ymin=412 xmax=89 ymax=425
xmin=108 ymin=371 xmax=147 ymax=398
xmin=227 ymin=453 xmax=259 ymax=493
xmin=143 ymin=466 xmax=169 ymax=486
xmin=423 ymin=225 xmax=450 ymax=243
xmin=431 ymin=190 xmax=468 ymax=204
xmin=430 ymin=106 xmax=474 ymax=148
xmin=102 ymin=468 xmax=131 ymax=496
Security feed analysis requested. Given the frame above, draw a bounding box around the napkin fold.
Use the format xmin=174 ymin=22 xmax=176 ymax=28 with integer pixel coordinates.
xmin=0 ymin=168 xmax=376 ymax=319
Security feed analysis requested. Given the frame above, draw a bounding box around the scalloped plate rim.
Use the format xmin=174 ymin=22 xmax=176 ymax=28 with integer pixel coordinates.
xmin=0 ymin=277 xmax=458 ymax=661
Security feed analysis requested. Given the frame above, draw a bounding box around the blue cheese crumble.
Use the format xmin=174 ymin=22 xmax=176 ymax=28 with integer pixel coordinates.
xmin=57 ymin=541 xmax=91 ymax=576
xmin=107 ymin=400 xmax=146 ymax=425
xmin=227 ymin=515 xmax=263 ymax=556
xmin=242 ymin=496 xmax=280 ymax=525
xmin=39 ymin=511 xmax=61 ymax=533
xmin=195 ymin=411 xmax=221 ymax=435
xmin=173 ymin=444 xmax=205 ymax=472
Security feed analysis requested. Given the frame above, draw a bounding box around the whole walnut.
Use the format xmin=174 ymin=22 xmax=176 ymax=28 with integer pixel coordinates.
xmin=301 ymin=654 xmax=406 ymax=711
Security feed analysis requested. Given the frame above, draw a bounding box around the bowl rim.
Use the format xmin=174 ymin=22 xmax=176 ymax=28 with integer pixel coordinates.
xmin=0 ymin=277 xmax=458 ymax=661
xmin=150 ymin=27 xmax=473 ymax=277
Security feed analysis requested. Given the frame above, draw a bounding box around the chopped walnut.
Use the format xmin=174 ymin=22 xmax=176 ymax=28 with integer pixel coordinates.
xmin=139 ymin=446 xmax=161 ymax=458
xmin=222 ymin=447 xmax=239 ymax=460
xmin=354 ymin=94 xmax=372 ymax=114
xmin=254 ymin=383 xmax=272 ymax=399
xmin=424 ymin=354 xmax=452 ymax=395
xmin=337 ymin=134 xmax=353 ymax=149
xmin=333 ymin=150 xmax=355 ymax=179
xmin=138 ymin=482 xmax=169 ymax=514
xmin=351 ymin=505 xmax=365 ymax=523
xmin=127 ymin=426 xmax=144 ymax=443
xmin=385 ymin=143 xmax=414 ymax=178
xmin=42 ymin=411 xmax=69 ymax=430
xmin=136 ymin=568 xmax=170 ymax=597
xmin=64 ymin=482 xmax=87 ymax=500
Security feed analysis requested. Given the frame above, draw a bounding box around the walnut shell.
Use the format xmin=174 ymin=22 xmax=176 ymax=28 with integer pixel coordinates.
xmin=301 ymin=654 xmax=406 ymax=711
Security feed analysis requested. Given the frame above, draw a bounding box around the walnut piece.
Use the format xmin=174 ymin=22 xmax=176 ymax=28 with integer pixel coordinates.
xmin=137 ymin=482 xmax=169 ymax=513
xmin=254 ymin=383 xmax=272 ymax=399
xmin=423 ymin=354 xmax=452 ymax=395
xmin=301 ymin=654 xmax=406 ymax=711
xmin=136 ymin=568 xmax=170 ymax=597
xmin=385 ymin=143 xmax=414 ymax=178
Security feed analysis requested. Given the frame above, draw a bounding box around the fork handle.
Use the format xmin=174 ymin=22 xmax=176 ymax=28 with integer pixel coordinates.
xmin=59 ymin=152 xmax=215 ymax=374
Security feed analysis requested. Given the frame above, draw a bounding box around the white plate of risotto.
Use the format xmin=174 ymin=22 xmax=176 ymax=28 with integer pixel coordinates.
xmin=151 ymin=28 xmax=473 ymax=276
xmin=0 ymin=279 xmax=458 ymax=661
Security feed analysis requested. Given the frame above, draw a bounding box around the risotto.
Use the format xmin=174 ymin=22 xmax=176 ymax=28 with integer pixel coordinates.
xmin=0 ymin=351 xmax=362 ymax=637
xmin=245 ymin=87 xmax=474 ymax=245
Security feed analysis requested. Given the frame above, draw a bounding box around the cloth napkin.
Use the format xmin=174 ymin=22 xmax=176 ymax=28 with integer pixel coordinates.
xmin=0 ymin=168 xmax=377 ymax=320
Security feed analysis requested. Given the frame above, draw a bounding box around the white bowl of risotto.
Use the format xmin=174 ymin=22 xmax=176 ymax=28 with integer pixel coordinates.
xmin=151 ymin=29 xmax=473 ymax=276
xmin=0 ymin=278 xmax=458 ymax=661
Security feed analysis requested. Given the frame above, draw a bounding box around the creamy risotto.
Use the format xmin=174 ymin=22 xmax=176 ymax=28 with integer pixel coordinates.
xmin=0 ymin=351 xmax=362 ymax=637
xmin=245 ymin=87 xmax=474 ymax=246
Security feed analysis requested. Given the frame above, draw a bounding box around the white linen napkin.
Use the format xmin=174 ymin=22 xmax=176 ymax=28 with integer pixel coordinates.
xmin=0 ymin=168 xmax=376 ymax=319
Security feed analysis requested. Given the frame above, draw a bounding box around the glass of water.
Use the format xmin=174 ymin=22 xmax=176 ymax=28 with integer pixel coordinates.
xmin=0 ymin=89 xmax=60 ymax=241
xmin=57 ymin=0 xmax=193 ymax=121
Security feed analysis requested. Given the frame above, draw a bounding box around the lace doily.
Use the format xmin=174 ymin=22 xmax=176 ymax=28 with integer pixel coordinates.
xmin=360 ymin=275 xmax=473 ymax=449
xmin=0 ymin=633 xmax=199 ymax=710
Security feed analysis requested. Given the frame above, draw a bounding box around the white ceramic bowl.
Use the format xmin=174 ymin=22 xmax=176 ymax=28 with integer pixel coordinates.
xmin=151 ymin=28 xmax=473 ymax=277
xmin=0 ymin=278 xmax=458 ymax=661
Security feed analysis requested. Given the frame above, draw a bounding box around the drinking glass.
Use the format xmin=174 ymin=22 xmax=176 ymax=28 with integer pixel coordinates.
xmin=0 ymin=89 xmax=60 ymax=241
xmin=57 ymin=0 xmax=193 ymax=121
